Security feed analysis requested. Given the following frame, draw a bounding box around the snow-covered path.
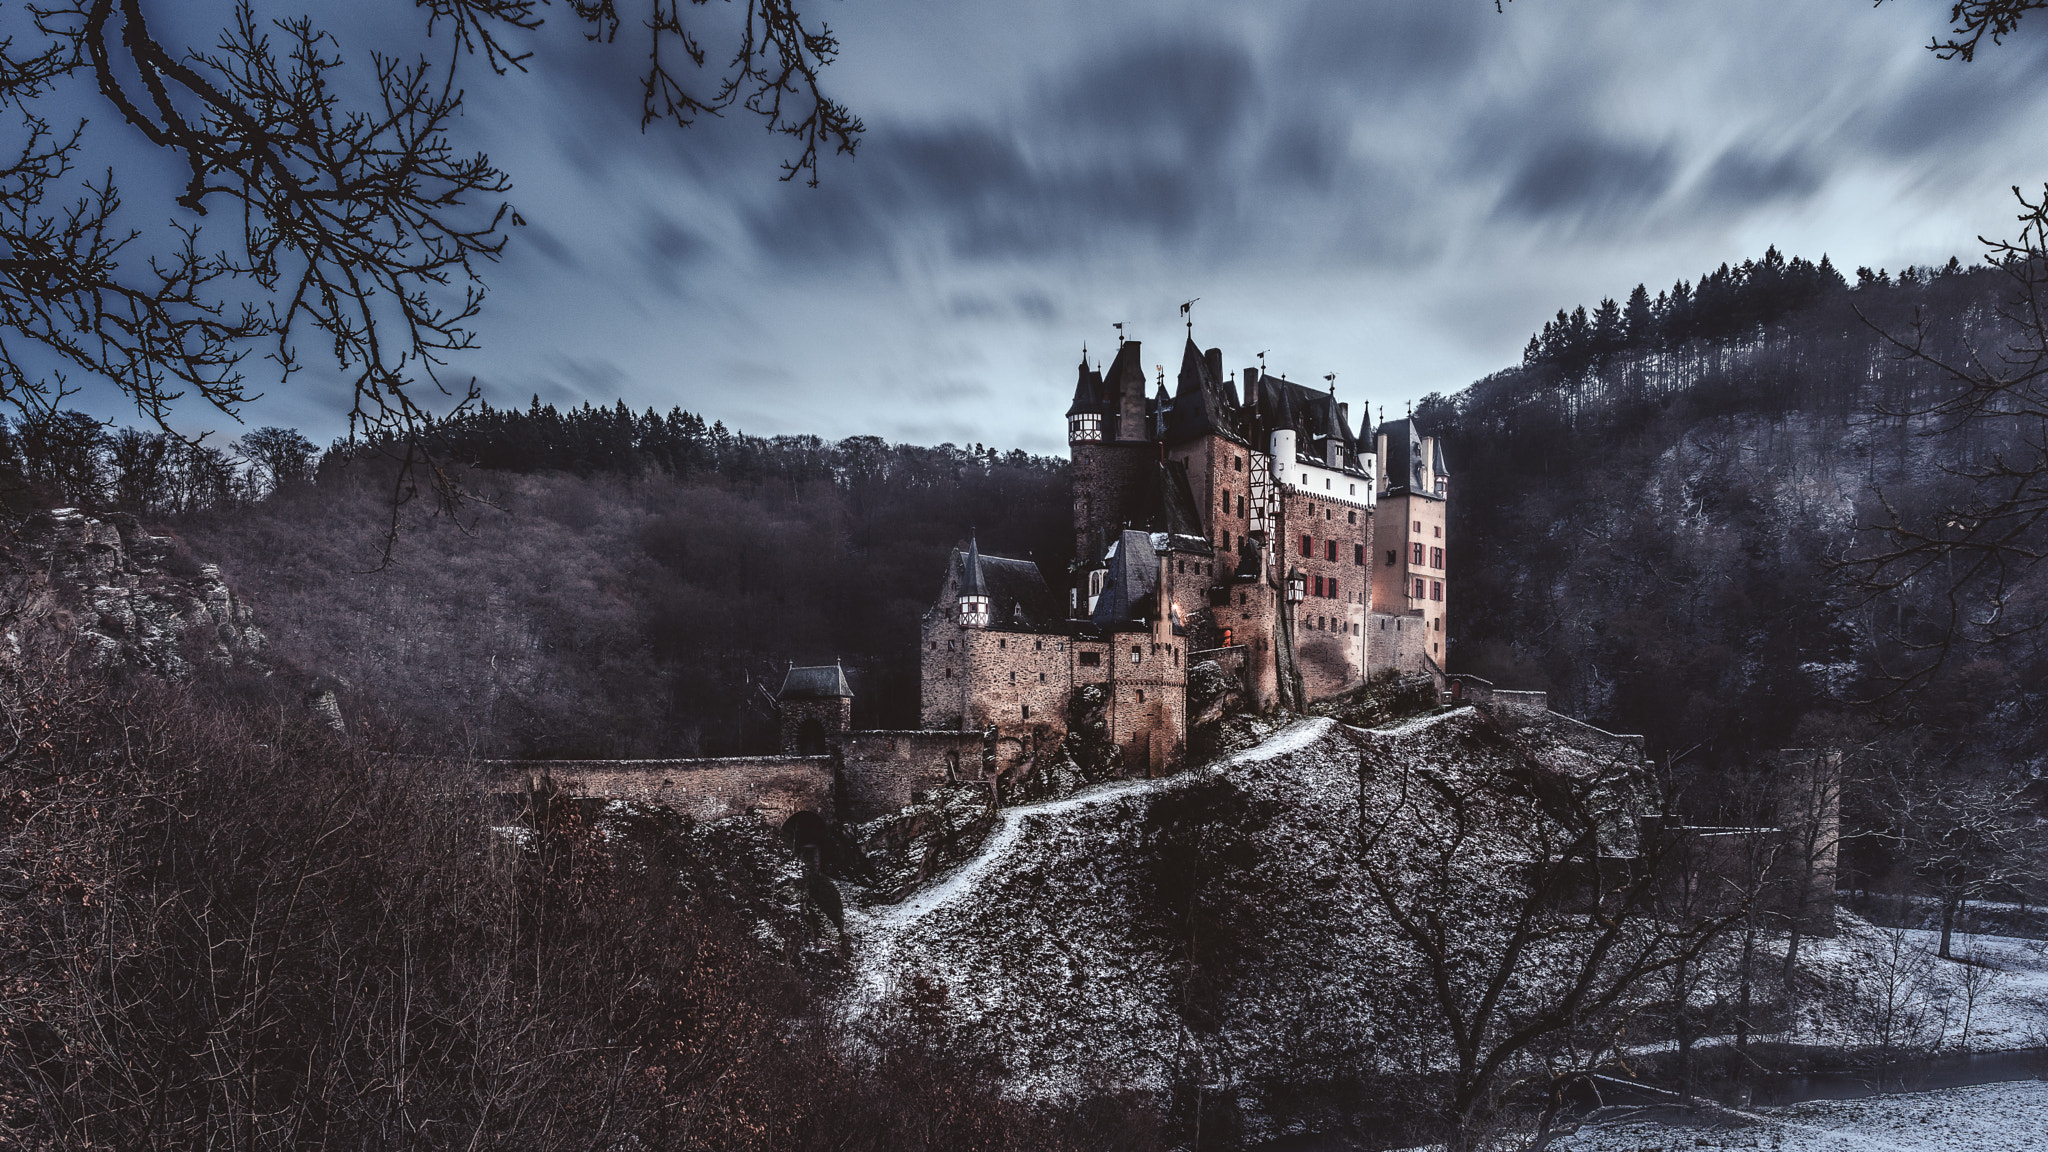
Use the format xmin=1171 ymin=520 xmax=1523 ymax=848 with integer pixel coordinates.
xmin=842 ymin=716 xmax=1345 ymax=1010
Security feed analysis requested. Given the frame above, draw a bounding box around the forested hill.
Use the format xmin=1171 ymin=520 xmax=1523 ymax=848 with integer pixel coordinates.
xmin=163 ymin=431 xmax=1072 ymax=759
xmin=1428 ymin=248 xmax=2046 ymax=783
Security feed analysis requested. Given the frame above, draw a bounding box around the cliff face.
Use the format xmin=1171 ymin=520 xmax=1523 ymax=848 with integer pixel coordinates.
xmin=0 ymin=508 xmax=264 ymax=677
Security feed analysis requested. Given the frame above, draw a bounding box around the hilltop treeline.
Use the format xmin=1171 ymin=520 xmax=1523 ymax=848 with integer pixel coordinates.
xmin=165 ymin=432 xmax=1070 ymax=758
xmin=1429 ymin=248 xmax=2046 ymax=794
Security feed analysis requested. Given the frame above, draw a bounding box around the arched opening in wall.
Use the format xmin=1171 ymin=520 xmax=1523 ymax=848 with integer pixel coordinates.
xmin=796 ymin=718 xmax=829 ymax=756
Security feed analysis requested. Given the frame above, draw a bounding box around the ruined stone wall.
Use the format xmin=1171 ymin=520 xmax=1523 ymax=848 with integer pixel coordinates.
xmin=501 ymin=756 xmax=835 ymax=825
xmin=837 ymin=730 xmax=988 ymax=822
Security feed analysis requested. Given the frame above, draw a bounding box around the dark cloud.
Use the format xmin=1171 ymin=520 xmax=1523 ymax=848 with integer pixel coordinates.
xmin=1696 ymin=148 xmax=1823 ymax=210
xmin=1494 ymin=136 xmax=1678 ymax=224
xmin=635 ymin=212 xmax=707 ymax=290
xmin=1287 ymin=2 xmax=1497 ymax=98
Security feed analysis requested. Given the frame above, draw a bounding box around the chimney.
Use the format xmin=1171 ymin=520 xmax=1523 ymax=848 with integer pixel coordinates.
xmin=1120 ymin=340 xmax=1147 ymax=440
xmin=1338 ymin=402 xmax=1350 ymax=438
xmin=1204 ymin=346 xmax=1223 ymax=387
xmin=1243 ymin=366 xmax=1260 ymax=405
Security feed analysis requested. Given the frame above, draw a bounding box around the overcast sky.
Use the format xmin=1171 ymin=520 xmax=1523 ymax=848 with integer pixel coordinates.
xmin=88 ymin=1 xmax=2048 ymax=455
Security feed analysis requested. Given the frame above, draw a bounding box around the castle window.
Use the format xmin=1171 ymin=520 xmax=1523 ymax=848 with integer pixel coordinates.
xmin=1348 ymin=510 xmax=1356 ymax=524
xmin=1329 ymin=577 xmax=1340 ymax=599
xmin=945 ymin=668 xmax=953 ymax=678
xmin=1238 ymin=495 xmax=1246 ymax=517
xmin=1137 ymin=689 xmax=1146 ymax=703
xmin=1009 ymin=671 xmax=1016 ymax=683
xmin=1327 ymin=540 xmax=1338 ymax=562
xmin=1035 ymin=640 xmax=1043 ymax=651
xmin=1434 ymin=617 xmax=1441 ymax=632
xmin=999 ymin=638 xmax=1007 ymax=649
xmin=1239 ymin=592 xmax=1246 ymax=606
xmin=1325 ymin=478 xmax=1332 ymax=490
xmin=1023 ymin=705 xmax=1031 ymax=719
xmin=1080 ymin=651 xmax=1100 ymax=667
xmin=1413 ymin=520 xmax=1421 ymax=533
xmin=1131 ymin=646 xmax=1142 ymax=664
xmin=1313 ymin=574 xmax=1324 ymax=597
xmin=1039 ymin=672 xmax=1046 ymax=682
xmin=1234 ymin=455 xmax=1243 ymax=470
xmin=1354 ymin=544 xmax=1365 ymax=566
xmin=1299 ymin=534 xmax=1312 ymax=557
xmin=1431 ymin=547 xmax=1444 ymax=569
xmin=1301 ymin=474 xmax=1309 ymax=485
xmin=1386 ymin=550 xmax=1397 ymax=566
xmin=1432 ymin=581 xmax=1443 ymax=602
xmin=947 ymin=640 xmax=955 ymax=651
xmin=1414 ymin=577 xmax=1426 ymax=599
xmin=1411 ymin=542 xmax=1425 ymax=565
xmin=1222 ymin=530 xmax=1230 ymax=551
xmin=1435 ymin=525 xmax=1442 ymax=538
xmin=1349 ymin=484 xmax=1356 ymax=496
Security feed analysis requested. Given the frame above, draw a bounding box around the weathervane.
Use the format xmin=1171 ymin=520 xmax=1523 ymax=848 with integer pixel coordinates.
xmin=1258 ymin=350 xmax=1269 ymax=375
xmin=1113 ymin=321 xmax=1125 ymax=346
xmin=1324 ymin=372 xmax=1337 ymax=394
xmin=1180 ymin=298 xmax=1200 ymax=337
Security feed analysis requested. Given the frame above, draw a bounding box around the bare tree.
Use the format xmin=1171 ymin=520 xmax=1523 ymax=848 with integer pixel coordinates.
xmin=1877 ymin=740 xmax=2041 ymax=959
xmin=0 ymin=1 xmax=859 ymax=513
xmin=1357 ymin=726 xmax=1734 ymax=1149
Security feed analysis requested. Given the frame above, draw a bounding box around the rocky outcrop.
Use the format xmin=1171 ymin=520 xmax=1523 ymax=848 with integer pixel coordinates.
xmin=0 ymin=507 xmax=264 ymax=677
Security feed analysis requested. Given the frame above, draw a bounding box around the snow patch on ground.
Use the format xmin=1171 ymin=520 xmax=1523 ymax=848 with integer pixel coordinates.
xmin=1558 ymin=1079 xmax=2048 ymax=1151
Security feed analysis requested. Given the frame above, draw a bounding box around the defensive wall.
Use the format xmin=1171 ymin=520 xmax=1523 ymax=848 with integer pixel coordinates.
xmin=483 ymin=755 xmax=836 ymax=825
xmin=480 ymin=728 xmax=1011 ymax=828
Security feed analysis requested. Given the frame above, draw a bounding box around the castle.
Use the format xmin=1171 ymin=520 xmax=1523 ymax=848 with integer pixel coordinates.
xmin=916 ymin=333 xmax=1450 ymax=774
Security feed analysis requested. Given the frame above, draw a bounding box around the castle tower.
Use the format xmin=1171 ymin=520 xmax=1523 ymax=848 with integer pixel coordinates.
xmin=1069 ymin=341 xmax=1159 ymax=561
xmin=1370 ymin=416 xmax=1449 ymax=674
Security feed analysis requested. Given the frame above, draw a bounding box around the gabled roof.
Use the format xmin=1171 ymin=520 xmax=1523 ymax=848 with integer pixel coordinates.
xmin=779 ymin=663 xmax=852 ymax=699
xmin=1089 ymin=529 xmax=1159 ymax=627
xmin=945 ymin=547 xmax=1062 ymax=630
xmin=1164 ymin=338 xmax=1242 ymax=446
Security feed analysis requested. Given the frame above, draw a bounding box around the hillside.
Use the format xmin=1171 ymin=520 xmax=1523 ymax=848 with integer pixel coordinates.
xmin=1429 ymin=255 xmax=2048 ymax=786
xmin=842 ymin=706 xmax=1654 ymax=1147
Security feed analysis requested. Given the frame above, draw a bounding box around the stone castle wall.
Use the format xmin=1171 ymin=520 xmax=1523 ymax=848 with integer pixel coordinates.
xmin=493 ymin=755 xmax=836 ymax=825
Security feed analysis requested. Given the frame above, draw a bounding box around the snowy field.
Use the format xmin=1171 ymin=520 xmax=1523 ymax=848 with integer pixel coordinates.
xmin=1557 ymin=1079 xmax=2048 ymax=1151
xmin=1778 ymin=917 xmax=2048 ymax=1052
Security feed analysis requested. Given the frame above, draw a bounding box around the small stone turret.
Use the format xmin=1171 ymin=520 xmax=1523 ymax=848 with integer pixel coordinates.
xmin=957 ymin=535 xmax=991 ymax=628
xmin=778 ymin=660 xmax=854 ymax=755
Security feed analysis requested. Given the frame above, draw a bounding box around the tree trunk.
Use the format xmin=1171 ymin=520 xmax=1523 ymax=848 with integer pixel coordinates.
xmin=1940 ymin=895 xmax=1958 ymax=960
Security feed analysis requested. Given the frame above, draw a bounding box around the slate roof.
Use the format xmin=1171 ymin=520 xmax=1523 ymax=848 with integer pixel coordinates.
xmin=1089 ymin=529 xmax=1159 ymax=627
xmin=1164 ymin=338 xmax=1244 ymax=446
xmin=1065 ymin=353 xmax=1106 ymax=417
xmin=948 ymin=547 xmax=1062 ymax=630
xmin=779 ymin=663 xmax=852 ymax=699
xmin=1377 ymin=417 xmax=1446 ymax=496
xmin=1243 ymin=372 xmax=1365 ymax=470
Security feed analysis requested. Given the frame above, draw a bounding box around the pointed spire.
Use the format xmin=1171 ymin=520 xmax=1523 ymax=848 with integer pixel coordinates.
xmin=962 ymin=533 xmax=986 ymax=597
